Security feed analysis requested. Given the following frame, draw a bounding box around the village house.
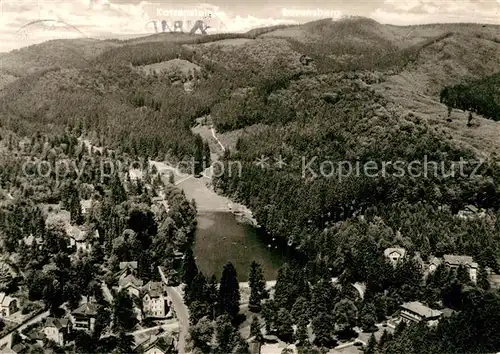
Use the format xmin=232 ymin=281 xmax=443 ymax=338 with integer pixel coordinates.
xmin=66 ymin=226 xmax=93 ymax=254
xmin=11 ymin=343 xmax=28 ymax=353
xmin=428 ymin=256 xmax=442 ymax=274
xmin=135 ymin=332 xmax=176 ymax=354
xmin=171 ymin=251 xmax=184 ymax=269
xmin=0 ymin=292 xmax=18 ymax=317
xmin=117 ymin=274 xmax=144 ymax=298
xmin=80 ymin=199 xmax=93 ymax=215
xmin=26 ymin=331 xmax=45 ymax=348
xmin=151 ymin=196 xmax=163 ymax=203
xmin=142 ymin=281 xmax=170 ymax=318
xmin=70 ymin=302 xmax=98 ymax=333
xmin=115 ymin=261 xmax=144 ymax=297
xmin=118 ymin=261 xmax=138 ymax=277
xmin=43 ymin=318 xmax=70 ymax=346
xmin=19 ymin=234 xmax=43 ymax=250
xmin=443 ymin=255 xmax=478 ymax=283
xmin=384 ymin=247 xmax=407 ymax=266
xmin=457 ymin=205 xmax=486 ymax=220
xmin=400 ymin=301 xmax=443 ymax=326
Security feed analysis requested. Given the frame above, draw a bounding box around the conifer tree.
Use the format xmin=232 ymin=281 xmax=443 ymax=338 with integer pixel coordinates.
xmin=249 ymin=261 xmax=266 ymax=312
xmin=111 ymin=175 xmax=127 ymax=204
xmin=364 ymin=333 xmax=377 ymax=354
xmin=112 ymin=290 xmax=138 ymax=332
xmin=69 ymin=192 xmax=83 ymax=225
xmin=193 ymin=135 xmax=204 ymax=176
xmin=181 ymin=248 xmax=198 ymax=286
xmin=478 ymin=265 xmax=490 ymax=291
xmin=215 ymin=314 xmax=239 ymax=353
xmin=378 ymin=329 xmax=390 ymax=351
xmin=295 ymin=322 xmax=309 ymax=346
xmin=219 ymin=262 xmax=240 ymax=322
xmin=250 ymin=316 xmax=262 ymax=339
xmin=276 ymin=308 xmax=294 ymax=342
xmin=312 ymin=312 xmax=334 ymax=347
xmin=291 ymin=296 xmax=309 ymax=327
xmin=203 ymin=141 xmax=211 ymax=167
xmin=184 ymin=271 xmax=207 ymax=306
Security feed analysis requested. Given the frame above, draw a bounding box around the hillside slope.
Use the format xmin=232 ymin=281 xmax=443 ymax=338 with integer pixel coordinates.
xmin=1 ymin=17 xmax=499 ymax=252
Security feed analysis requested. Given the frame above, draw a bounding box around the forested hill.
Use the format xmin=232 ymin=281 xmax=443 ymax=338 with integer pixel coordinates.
xmin=1 ymin=17 xmax=500 ymax=270
xmin=440 ymin=72 xmax=500 ymax=121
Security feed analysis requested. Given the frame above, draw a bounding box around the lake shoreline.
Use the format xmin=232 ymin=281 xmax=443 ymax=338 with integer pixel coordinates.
xmin=194 ymin=211 xmax=285 ymax=281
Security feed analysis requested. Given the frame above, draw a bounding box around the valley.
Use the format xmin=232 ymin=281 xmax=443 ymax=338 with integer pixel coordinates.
xmin=1 ymin=16 xmax=500 ymax=354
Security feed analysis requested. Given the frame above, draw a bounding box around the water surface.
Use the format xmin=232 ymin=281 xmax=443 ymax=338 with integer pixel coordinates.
xmin=194 ymin=211 xmax=285 ymax=281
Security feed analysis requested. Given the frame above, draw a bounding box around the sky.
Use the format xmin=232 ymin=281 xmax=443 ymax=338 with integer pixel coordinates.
xmin=0 ymin=0 xmax=500 ymax=52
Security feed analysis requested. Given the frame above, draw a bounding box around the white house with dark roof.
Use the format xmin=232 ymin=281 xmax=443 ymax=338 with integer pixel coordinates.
xmin=443 ymin=255 xmax=478 ymax=283
xmin=44 ymin=317 xmax=70 ymax=346
xmin=384 ymin=247 xmax=407 ymax=266
xmin=66 ymin=226 xmax=93 ymax=253
xmin=142 ymin=281 xmax=170 ymax=318
xmin=70 ymin=302 xmax=98 ymax=333
xmin=400 ymin=301 xmax=442 ymax=326
xmin=0 ymin=292 xmax=18 ymax=317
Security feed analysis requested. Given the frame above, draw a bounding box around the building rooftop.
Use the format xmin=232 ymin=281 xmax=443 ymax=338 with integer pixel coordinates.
xmin=45 ymin=317 xmax=69 ymax=330
xmin=465 ymin=205 xmax=479 ymax=213
xmin=119 ymin=261 xmax=138 ymax=270
xmin=0 ymin=292 xmax=16 ymax=307
xmin=401 ymin=301 xmax=442 ymax=319
xmin=11 ymin=343 xmax=27 ymax=353
xmin=384 ymin=247 xmax=406 ymax=258
xmin=66 ymin=225 xmax=87 ymax=242
xmin=144 ymin=281 xmax=165 ymax=298
xmin=80 ymin=199 xmax=92 ymax=210
xmin=72 ymin=302 xmax=98 ymax=317
xmin=443 ymin=255 xmax=478 ymax=268
xmin=429 ymin=256 xmax=441 ymax=266
xmin=119 ymin=274 xmax=143 ymax=289
xmin=136 ymin=332 xmax=175 ymax=352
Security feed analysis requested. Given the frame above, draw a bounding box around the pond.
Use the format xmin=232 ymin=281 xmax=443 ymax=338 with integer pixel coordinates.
xmin=193 ymin=211 xmax=286 ymax=282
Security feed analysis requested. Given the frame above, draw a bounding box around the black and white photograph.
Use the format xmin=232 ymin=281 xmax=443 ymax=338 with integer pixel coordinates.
xmin=0 ymin=0 xmax=500 ymax=353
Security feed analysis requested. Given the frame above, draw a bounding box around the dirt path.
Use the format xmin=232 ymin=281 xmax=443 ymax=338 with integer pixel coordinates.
xmin=210 ymin=126 xmax=225 ymax=152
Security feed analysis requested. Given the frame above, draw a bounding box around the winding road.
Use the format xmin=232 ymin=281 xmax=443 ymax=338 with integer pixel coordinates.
xmin=158 ymin=266 xmax=190 ymax=354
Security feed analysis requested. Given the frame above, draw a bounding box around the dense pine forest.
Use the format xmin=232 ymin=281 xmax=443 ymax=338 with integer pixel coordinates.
xmin=440 ymin=72 xmax=500 ymax=121
xmin=1 ymin=17 xmax=500 ymax=354
xmin=0 ymin=127 xmax=197 ymax=352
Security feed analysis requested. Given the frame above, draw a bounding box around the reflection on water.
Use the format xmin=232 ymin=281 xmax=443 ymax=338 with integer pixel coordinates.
xmin=194 ymin=212 xmax=285 ymax=281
